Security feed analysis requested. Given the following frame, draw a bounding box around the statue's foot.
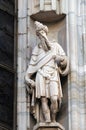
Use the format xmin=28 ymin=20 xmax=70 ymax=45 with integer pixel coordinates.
xmin=52 ymin=120 xmax=56 ymax=123
xmin=51 ymin=113 xmax=56 ymax=123
xmin=45 ymin=119 xmax=51 ymax=123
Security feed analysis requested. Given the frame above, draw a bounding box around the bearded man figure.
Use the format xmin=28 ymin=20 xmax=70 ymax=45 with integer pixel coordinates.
xmin=25 ymin=21 xmax=69 ymax=123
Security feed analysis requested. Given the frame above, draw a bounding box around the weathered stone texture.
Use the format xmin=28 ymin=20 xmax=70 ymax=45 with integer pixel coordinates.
xmin=17 ymin=0 xmax=86 ymax=130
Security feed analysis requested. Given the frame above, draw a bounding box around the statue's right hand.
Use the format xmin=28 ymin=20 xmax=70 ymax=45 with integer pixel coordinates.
xmin=25 ymin=75 xmax=35 ymax=88
xmin=29 ymin=80 xmax=35 ymax=88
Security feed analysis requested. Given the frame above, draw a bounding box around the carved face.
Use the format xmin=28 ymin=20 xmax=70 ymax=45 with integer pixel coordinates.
xmin=38 ymin=30 xmax=51 ymax=51
xmin=38 ymin=29 xmax=47 ymax=40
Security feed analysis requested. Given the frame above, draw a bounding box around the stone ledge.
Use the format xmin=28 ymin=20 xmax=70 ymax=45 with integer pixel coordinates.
xmin=33 ymin=122 xmax=65 ymax=130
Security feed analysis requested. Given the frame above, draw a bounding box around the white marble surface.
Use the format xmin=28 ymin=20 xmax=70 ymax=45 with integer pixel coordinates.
xmin=33 ymin=122 xmax=65 ymax=130
xmin=17 ymin=0 xmax=86 ymax=130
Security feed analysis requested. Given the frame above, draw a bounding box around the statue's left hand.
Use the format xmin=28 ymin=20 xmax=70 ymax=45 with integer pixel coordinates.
xmin=60 ymin=57 xmax=67 ymax=69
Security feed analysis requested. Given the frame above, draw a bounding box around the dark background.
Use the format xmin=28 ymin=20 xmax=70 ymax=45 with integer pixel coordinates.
xmin=0 ymin=0 xmax=15 ymax=129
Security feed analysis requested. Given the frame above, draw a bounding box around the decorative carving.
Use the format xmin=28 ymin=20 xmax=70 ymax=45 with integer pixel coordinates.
xmin=30 ymin=0 xmax=66 ymax=22
xmin=25 ymin=21 xmax=69 ymax=123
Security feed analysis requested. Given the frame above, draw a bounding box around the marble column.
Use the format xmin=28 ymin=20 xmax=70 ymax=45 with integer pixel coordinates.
xmin=17 ymin=0 xmax=28 ymax=130
xmin=67 ymin=0 xmax=86 ymax=130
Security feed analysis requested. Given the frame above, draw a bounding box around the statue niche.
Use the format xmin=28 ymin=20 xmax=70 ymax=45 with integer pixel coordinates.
xmin=25 ymin=21 xmax=69 ymax=124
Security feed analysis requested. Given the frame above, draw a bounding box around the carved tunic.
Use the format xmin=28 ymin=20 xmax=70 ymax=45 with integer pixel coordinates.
xmin=36 ymin=47 xmax=60 ymax=98
xmin=27 ymin=42 xmax=66 ymax=100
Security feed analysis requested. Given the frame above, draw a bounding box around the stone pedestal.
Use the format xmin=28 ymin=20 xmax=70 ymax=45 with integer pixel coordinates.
xmin=33 ymin=123 xmax=65 ymax=130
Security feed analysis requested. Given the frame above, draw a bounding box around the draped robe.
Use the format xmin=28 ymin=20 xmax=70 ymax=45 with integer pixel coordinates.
xmin=26 ymin=42 xmax=68 ymax=99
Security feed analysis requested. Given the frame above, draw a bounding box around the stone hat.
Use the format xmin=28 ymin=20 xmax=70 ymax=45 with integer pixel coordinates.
xmin=35 ymin=21 xmax=48 ymax=34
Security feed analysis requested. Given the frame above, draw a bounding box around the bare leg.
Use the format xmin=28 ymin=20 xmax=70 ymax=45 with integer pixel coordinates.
xmin=41 ymin=97 xmax=51 ymax=123
xmin=50 ymin=96 xmax=58 ymax=122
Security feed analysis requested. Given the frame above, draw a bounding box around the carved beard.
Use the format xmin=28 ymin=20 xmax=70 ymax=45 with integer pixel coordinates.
xmin=41 ymin=37 xmax=51 ymax=52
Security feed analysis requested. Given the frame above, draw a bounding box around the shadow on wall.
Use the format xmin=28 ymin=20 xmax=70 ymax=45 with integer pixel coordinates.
xmin=57 ymin=75 xmax=68 ymax=130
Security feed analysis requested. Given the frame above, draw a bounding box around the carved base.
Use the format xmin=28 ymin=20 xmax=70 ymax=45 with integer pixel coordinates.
xmin=33 ymin=122 xmax=65 ymax=130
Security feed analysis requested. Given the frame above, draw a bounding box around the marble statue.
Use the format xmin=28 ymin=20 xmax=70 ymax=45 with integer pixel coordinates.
xmin=25 ymin=21 xmax=69 ymax=123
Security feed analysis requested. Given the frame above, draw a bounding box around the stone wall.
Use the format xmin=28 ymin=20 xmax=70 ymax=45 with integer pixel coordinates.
xmin=17 ymin=0 xmax=86 ymax=130
xmin=67 ymin=0 xmax=86 ymax=130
